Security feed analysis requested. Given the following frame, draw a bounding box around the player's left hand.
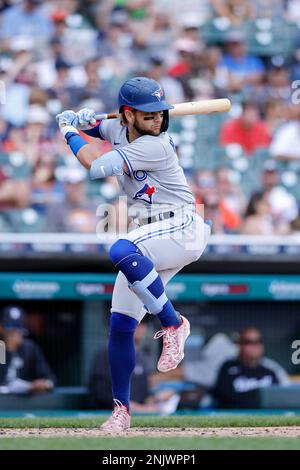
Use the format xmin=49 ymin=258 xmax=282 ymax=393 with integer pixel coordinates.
xmin=56 ymin=110 xmax=77 ymax=128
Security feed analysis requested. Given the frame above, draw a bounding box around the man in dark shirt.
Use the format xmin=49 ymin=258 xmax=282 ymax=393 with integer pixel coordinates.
xmin=213 ymin=327 xmax=289 ymax=409
xmin=0 ymin=306 xmax=55 ymax=394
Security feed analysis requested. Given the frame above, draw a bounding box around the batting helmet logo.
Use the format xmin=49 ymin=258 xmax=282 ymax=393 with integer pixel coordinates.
xmin=151 ymin=88 xmax=164 ymax=101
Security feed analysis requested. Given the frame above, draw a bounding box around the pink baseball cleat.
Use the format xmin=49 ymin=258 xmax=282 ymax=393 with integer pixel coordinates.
xmin=100 ymin=399 xmax=131 ymax=432
xmin=154 ymin=315 xmax=190 ymax=373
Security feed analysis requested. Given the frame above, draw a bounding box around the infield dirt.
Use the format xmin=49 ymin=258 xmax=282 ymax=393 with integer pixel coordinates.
xmin=1 ymin=426 xmax=300 ymax=438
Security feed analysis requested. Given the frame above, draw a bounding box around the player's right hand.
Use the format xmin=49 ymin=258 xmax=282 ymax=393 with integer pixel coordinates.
xmin=74 ymin=108 xmax=97 ymax=128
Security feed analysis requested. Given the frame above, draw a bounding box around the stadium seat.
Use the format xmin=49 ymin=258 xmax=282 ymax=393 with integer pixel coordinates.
xmin=0 ymin=152 xmax=32 ymax=180
xmin=6 ymin=209 xmax=45 ymax=233
xmin=201 ymin=18 xmax=232 ymax=44
xmin=201 ymin=18 xmax=296 ymax=59
xmin=246 ymin=18 xmax=296 ymax=58
xmin=0 ymin=213 xmax=13 ymax=232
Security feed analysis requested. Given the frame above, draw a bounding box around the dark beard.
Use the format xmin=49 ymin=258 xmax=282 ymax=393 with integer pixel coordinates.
xmin=133 ymin=122 xmax=161 ymax=136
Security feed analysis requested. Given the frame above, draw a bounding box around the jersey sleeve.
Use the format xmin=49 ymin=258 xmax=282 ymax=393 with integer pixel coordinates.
xmin=83 ymin=119 xmax=120 ymax=143
xmin=97 ymin=119 xmax=119 ymax=144
xmin=116 ymin=137 xmax=167 ymax=175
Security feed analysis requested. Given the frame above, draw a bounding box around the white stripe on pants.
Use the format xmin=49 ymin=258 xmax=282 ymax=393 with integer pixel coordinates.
xmin=110 ymin=212 xmax=211 ymax=322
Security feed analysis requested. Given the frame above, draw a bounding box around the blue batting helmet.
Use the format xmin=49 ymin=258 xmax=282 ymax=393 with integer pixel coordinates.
xmin=118 ymin=77 xmax=173 ymax=131
xmin=119 ymin=77 xmax=173 ymax=113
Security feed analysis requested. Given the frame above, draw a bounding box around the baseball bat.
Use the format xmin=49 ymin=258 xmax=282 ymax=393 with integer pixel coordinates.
xmin=94 ymin=98 xmax=231 ymax=121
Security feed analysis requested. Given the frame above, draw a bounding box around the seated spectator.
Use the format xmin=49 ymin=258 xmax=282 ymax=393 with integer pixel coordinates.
xmin=96 ymin=11 xmax=138 ymax=78
xmin=291 ymin=30 xmax=300 ymax=81
xmin=261 ymin=160 xmax=298 ymax=225
xmin=270 ymin=110 xmax=300 ymax=160
xmin=3 ymin=106 xmax=53 ymax=167
xmin=194 ymin=170 xmax=241 ymax=233
xmin=146 ymin=10 xmax=177 ymax=56
xmin=31 ymin=152 xmax=65 ymax=213
xmin=22 ymin=105 xmax=53 ymax=167
xmin=43 ymin=164 xmax=97 ymax=233
xmin=145 ymin=54 xmax=185 ymax=104
xmin=149 ymin=332 xmax=238 ymax=410
xmin=88 ymin=322 xmax=180 ymax=414
xmin=215 ymin=167 xmax=246 ymax=218
xmin=168 ymin=37 xmax=203 ymax=100
xmin=202 ymin=191 xmax=235 ymax=234
xmin=199 ymin=46 xmax=233 ymax=98
xmin=213 ymin=327 xmax=289 ymax=409
xmin=285 ymin=0 xmax=300 ymax=22
xmin=45 ymin=59 xmax=74 ymax=110
xmin=0 ymin=0 xmax=53 ymax=45
xmin=66 ymin=57 xmax=118 ymax=111
xmin=256 ymin=60 xmax=292 ymax=105
xmin=220 ymin=30 xmax=265 ymax=93
xmin=211 ymin=0 xmax=255 ymax=26
xmin=241 ymin=190 xmax=290 ymax=235
xmin=0 ymin=306 xmax=55 ymax=394
xmin=35 ymin=37 xmax=69 ymax=91
xmin=220 ymin=100 xmax=271 ymax=155
xmin=263 ymin=99 xmax=287 ymax=137
xmin=0 ymin=156 xmax=30 ymax=210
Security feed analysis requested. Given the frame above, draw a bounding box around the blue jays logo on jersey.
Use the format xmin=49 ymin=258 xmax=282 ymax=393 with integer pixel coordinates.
xmin=133 ymin=183 xmax=156 ymax=204
xmin=152 ymin=88 xmax=164 ymax=101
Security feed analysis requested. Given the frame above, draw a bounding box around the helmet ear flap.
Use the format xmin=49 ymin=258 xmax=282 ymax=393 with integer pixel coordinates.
xmin=161 ymin=110 xmax=169 ymax=132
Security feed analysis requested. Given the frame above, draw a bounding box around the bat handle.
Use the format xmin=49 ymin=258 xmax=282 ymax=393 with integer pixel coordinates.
xmin=94 ymin=112 xmax=119 ymax=120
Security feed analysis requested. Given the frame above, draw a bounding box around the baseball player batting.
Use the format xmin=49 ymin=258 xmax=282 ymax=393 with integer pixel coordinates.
xmin=56 ymin=77 xmax=211 ymax=431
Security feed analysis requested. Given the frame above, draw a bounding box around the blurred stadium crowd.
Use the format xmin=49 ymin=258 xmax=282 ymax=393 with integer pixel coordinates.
xmin=1 ymin=0 xmax=300 ymax=235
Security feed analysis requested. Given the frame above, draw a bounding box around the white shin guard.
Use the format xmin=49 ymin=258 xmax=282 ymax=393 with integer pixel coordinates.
xmin=128 ymin=268 xmax=168 ymax=314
